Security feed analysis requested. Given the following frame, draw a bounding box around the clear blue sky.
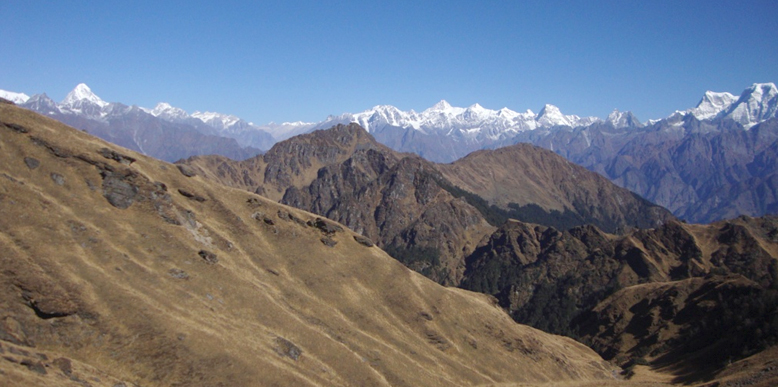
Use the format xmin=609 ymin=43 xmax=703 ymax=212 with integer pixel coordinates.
xmin=2 ymin=1 xmax=777 ymax=124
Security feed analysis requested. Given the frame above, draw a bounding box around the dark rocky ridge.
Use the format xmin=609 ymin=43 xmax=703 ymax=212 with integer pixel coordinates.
xmin=0 ymin=101 xmax=621 ymax=387
xmin=184 ymin=123 xmax=673 ymax=285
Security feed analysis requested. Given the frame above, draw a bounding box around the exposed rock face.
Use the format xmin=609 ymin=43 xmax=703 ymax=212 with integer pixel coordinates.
xmin=460 ymin=215 xmax=778 ymax=381
xmin=0 ymin=102 xmax=618 ymax=387
xmin=184 ymin=123 xmax=673 ymax=285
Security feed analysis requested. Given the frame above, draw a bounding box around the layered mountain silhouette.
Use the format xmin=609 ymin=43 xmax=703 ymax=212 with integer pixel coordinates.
xmin=182 ymin=121 xmax=778 ymax=384
xmin=3 ymin=93 xmax=778 ymax=386
xmin=0 ymin=100 xmax=624 ymax=386
xmin=182 ymin=124 xmax=673 ymax=285
xmin=8 ymin=82 xmax=777 ymax=224
xmin=515 ymin=115 xmax=778 ymax=223
xmin=16 ymin=84 xmax=270 ymax=162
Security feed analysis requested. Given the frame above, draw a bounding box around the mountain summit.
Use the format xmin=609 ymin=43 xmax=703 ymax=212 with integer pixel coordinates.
xmin=60 ymin=83 xmax=109 ymax=111
xmin=726 ymin=82 xmax=778 ymax=128
xmin=0 ymin=101 xmax=623 ymax=386
xmin=688 ymin=90 xmax=738 ymax=120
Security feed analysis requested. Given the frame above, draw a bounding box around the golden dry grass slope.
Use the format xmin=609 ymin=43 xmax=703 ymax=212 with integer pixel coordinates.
xmin=0 ymin=104 xmax=627 ymax=386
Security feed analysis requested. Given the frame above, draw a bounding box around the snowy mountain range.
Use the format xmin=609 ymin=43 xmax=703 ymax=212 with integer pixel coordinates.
xmin=306 ymin=100 xmax=599 ymax=143
xmin=3 ymin=84 xmax=269 ymax=162
xmin=2 ymin=81 xmax=778 ymax=222
xmin=673 ymin=83 xmax=778 ymax=128
xmin=2 ymin=82 xmax=776 ymax=162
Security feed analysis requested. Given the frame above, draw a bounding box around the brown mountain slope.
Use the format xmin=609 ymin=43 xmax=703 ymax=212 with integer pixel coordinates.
xmin=186 ymin=124 xmax=495 ymax=285
xmin=184 ymin=123 xmax=397 ymax=201
xmin=282 ymin=152 xmax=494 ymax=284
xmin=460 ymin=216 xmax=778 ymax=383
xmin=0 ymin=104 xmax=623 ymax=386
xmin=184 ymin=125 xmax=672 ymax=285
xmin=438 ymin=144 xmax=674 ymax=232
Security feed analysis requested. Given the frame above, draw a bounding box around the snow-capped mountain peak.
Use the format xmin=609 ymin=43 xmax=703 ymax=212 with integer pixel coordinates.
xmin=687 ymin=90 xmax=737 ymax=120
xmin=429 ymin=100 xmax=453 ymax=111
xmin=147 ymin=102 xmax=190 ymax=121
xmin=0 ymin=89 xmax=30 ymax=104
xmin=606 ymin=109 xmax=643 ymax=129
xmin=536 ymin=104 xmax=570 ymax=126
xmin=19 ymin=93 xmax=61 ymax=115
xmin=463 ymin=103 xmax=491 ymax=119
xmin=724 ymin=82 xmax=778 ymax=128
xmin=61 ymin=83 xmax=108 ymax=108
xmin=536 ymin=104 xmax=600 ymax=128
xmin=497 ymin=107 xmax=521 ymax=119
xmin=150 ymin=102 xmax=175 ymax=115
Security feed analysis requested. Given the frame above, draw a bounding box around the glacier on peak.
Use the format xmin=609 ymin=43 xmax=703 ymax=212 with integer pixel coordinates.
xmin=725 ymin=82 xmax=778 ymax=128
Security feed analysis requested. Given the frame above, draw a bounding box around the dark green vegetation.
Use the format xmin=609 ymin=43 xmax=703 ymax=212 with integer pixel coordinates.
xmin=459 ymin=216 xmax=778 ymax=382
xmin=384 ymin=244 xmax=442 ymax=279
xmin=436 ymin=175 xmax=615 ymax=232
xmin=660 ymin=284 xmax=778 ymax=368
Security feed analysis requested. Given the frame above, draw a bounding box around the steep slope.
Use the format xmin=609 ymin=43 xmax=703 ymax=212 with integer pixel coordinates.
xmin=460 ymin=216 xmax=778 ymax=382
xmin=438 ymin=143 xmax=674 ymax=232
xmin=0 ymin=103 xmax=621 ymax=386
xmin=186 ymin=124 xmax=495 ymax=285
xmin=281 ymin=150 xmax=494 ymax=285
xmin=578 ymin=275 xmax=778 ymax=383
xmin=185 ymin=124 xmax=672 ymax=285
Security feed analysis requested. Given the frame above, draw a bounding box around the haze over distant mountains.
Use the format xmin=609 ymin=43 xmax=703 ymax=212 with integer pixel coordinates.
xmin=7 ymin=84 xmax=273 ymax=161
xmin=4 ymin=82 xmax=778 ymax=223
xmin=6 ymin=82 xmax=777 ymax=160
